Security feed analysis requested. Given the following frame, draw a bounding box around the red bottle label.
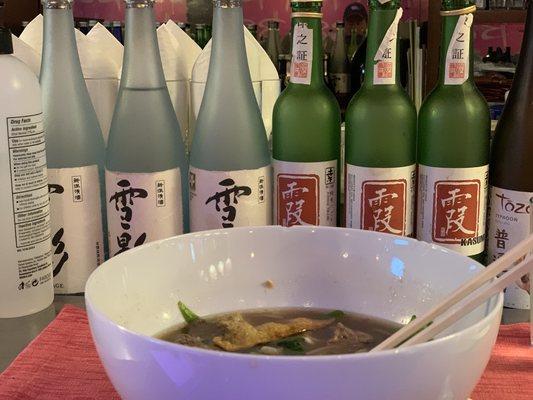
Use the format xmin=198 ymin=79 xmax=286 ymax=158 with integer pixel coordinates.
xmin=361 ymin=180 xmax=407 ymax=235
xmin=277 ymin=174 xmax=319 ymax=226
xmin=432 ymin=180 xmax=481 ymax=244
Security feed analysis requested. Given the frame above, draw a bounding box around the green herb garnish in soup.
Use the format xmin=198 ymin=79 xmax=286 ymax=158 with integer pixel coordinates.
xmin=158 ymin=304 xmax=402 ymax=356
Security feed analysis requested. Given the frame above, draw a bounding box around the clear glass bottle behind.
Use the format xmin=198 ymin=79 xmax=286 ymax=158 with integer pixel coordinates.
xmin=106 ymin=0 xmax=188 ymax=256
xmin=487 ymin=1 xmax=533 ymax=309
xmin=329 ymin=21 xmax=351 ymax=115
xmin=266 ymin=19 xmax=281 ymax=70
xmin=417 ymin=0 xmax=490 ymax=262
xmin=272 ymin=0 xmax=341 ymax=228
xmin=189 ymin=0 xmax=271 ymax=232
xmin=345 ymin=0 xmax=416 ymax=236
xmin=40 ymin=0 xmax=106 ymax=294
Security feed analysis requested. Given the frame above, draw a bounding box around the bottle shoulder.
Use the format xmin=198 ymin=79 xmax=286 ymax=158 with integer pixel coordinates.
xmin=347 ymin=86 xmax=416 ymax=118
xmin=275 ymin=85 xmax=341 ymax=114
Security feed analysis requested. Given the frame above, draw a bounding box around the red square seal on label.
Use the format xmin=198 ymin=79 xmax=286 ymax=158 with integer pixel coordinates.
xmin=449 ymin=63 xmax=466 ymax=79
xmin=292 ymin=61 xmax=309 ymax=79
xmin=277 ymin=174 xmax=319 ymax=227
xmin=432 ymin=180 xmax=480 ymax=244
xmin=377 ymin=61 xmax=393 ymax=79
xmin=361 ymin=180 xmax=406 ymax=235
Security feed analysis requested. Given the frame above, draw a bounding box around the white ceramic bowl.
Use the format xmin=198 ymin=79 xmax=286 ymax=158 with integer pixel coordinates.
xmin=86 ymin=226 xmax=503 ymax=400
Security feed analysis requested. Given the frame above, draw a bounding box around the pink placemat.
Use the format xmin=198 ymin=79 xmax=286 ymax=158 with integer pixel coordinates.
xmin=0 ymin=305 xmax=531 ymax=400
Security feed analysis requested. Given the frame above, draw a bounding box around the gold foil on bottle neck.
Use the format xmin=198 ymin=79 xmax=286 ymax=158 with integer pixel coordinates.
xmin=291 ymin=12 xmax=323 ymax=18
xmin=440 ymin=5 xmax=476 ymax=16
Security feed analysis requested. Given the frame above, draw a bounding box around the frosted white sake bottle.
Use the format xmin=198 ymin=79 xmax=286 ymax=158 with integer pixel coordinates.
xmin=189 ymin=0 xmax=271 ymax=231
xmin=40 ymin=0 xmax=106 ymax=294
xmin=106 ymin=0 xmax=189 ymax=257
xmin=0 ymin=26 xmax=54 ymax=317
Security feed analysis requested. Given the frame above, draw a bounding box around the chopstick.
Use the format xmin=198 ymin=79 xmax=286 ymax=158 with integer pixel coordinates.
xmin=371 ymin=234 xmax=533 ymax=352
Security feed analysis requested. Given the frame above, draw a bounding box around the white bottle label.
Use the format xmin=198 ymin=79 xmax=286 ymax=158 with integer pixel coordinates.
xmin=346 ymin=164 xmax=416 ymax=236
xmin=373 ymin=8 xmax=403 ymax=85
xmin=189 ymin=166 xmax=272 ymax=232
xmin=48 ymin=166 xmax=104 ymax=294
xmin=105 ymin=168 xmax=183 ymax=257
xmin=330 ymin=73 xmax=350 ymax=94
xmin=1 ymin=113 xmax=52 ymax=316
xmin=417 ymin=165 xmax=488 ymax=256
xmin=290 ymin=22 xmax=313 ymax=85
xmin=445 ymin=13 xmax=473 ymax=85
xmin=273 ymin=160 xmax=337 ymax=227
xmin=487 ymin=186 xmax=532 ymax=309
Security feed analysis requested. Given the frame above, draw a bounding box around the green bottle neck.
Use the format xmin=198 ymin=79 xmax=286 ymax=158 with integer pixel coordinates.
xmin=363 ymin=7 xmax=402 ymax=88
xmin=437 ymin=12 xmax=475 ymax=86
xmin=289 ymin=15 xmax=325 ymax=88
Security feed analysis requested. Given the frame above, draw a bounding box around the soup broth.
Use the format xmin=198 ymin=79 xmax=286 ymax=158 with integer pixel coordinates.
xmin=158 ymin=307 xmax=401 ymax=356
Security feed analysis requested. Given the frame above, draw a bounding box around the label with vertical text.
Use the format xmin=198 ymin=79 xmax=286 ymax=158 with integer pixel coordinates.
xmin=445 ymin=13 xmax=473 ymax=85
xmin=417 ymin=165 xmax=488 ymax=256
xmin=189 ymin=166 xmax=272 ymax=232
xmin=346 ymin=164 xmax=416 ymax=236
xmin=274 ymin=159 xmax=337 ymax=227
xmin=487 ymin=186 xmax=532 ymax=309
xmin=290 ymin=23 xmax=314 ymax=85
xmin=373 ymin=8 xmax=403 ymax=85
xmin=105 ymin=168 xmax=183 ymax=257
xmin=48 ymin=166 xmax=104 ymax=294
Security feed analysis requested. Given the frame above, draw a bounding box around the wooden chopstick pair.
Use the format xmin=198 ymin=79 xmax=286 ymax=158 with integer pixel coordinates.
xmin=371 ymin=234 xmax=533 ymax=352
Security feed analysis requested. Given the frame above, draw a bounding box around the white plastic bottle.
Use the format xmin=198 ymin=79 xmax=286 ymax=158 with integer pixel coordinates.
xmin=0 ymin=27 xmax=54 ymax=318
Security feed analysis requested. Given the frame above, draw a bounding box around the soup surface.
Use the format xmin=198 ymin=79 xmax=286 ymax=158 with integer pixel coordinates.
xmin=158 ymin=305 xmax=401 ymax=356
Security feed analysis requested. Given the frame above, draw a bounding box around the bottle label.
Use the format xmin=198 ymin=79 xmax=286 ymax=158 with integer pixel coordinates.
xmin=2 ymin=113 xmax=52 ymax=305
xmin=445 ymin=13 xmax=473 ymax=85
xmin=189 ymin=166 xmax=272 ymax=232
xmin=273 ymin=160 xmax=337 ymax=227
xmin=417 ymin=165 xmax=488 ymax=256
xmin=345 ymin=164 xmax=416 ymax=236
xmin=48 ymin=166 xmax=104 ymax=294
xmin=290 ymin=22 xmax=313 ymax=85
xmin=330 ymin=73 xmax=350 ymax=94
xmin=105 ymin=168 xmax=183 ymax=257
xmin=487 ymin=186 xmax=532 ymax=309
xmin=373 ymin=8 xmax=403 ymax=85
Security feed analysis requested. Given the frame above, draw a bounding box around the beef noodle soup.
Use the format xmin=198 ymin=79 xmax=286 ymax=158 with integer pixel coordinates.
xmin=157 ymin=303 xmax=402 ymax=356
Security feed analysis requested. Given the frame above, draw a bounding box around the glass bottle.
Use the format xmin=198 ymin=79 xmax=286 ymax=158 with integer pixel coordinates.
xmin=344 ymin=0 xmax=416 ymax=236
xmin=266 ymin=20 xmax=281 ymax=70
xmin=417 ymin=0 xmax=490 ymax=262
xmin=487 ymin=1 xmax=533 ymax=309
xmin=195 ymin=23 xmax=207 ymax=48
xmin=246 ymin=23 xmax=258 ymax=39
xmin=189 ymin=0 xmax=271 ymax=232
xmin=106 ymin=0 xmax=188 ymax=256
xmin=40 ymin=0 xmax=106 ymax=294
xmin=272 ymin=0 xmax=341 ymax=227
xmin=350 ymin=36 xmax=367 ymax=94
xmin=112 ymin=20 xmax=123 ymax=43
xmin=347 ymin=26 xmax=358 ymax=60
xmin=0 ymin=25 xmax=53 ymax=317
xmin=329 ymin=21 xmax=351 ymax=114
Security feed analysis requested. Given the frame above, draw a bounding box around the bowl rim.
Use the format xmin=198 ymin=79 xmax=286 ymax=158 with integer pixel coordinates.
xmin=86 ymin=226 xmax=504 ymax=362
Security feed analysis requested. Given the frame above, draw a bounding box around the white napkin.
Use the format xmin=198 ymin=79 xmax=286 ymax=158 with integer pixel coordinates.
xmin=19 ymin=15 xmax=43 ymax=54
xmin=190 ymin=27 xmax=280 ymax=147
xmin=11 ymin=34 xmax=41 ymax=76
xmin=86 ymin=23 xmax=123 ymax=143
xmin=158 ymin=21 xmax=201 ymax=148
